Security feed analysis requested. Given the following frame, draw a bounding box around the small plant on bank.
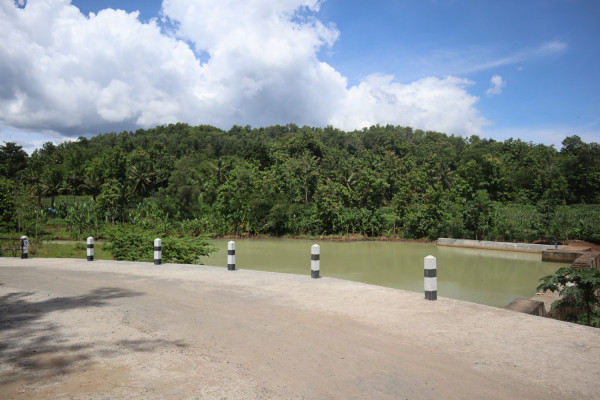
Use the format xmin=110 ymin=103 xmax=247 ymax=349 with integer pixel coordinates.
xmin=537 ymin=267 xmax=600 ymax=327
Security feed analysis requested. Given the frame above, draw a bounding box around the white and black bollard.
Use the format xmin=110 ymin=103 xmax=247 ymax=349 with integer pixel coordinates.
xmin=87 ymin=236 xmax=94 ymax=261
xmin=311 ymin=244 xmax=320 ymax=278
xmin=154 ymin=238 xmax=162 ymax=265
xmin=20 ymin=236 xmax=28 ymax=259
xmin=227 ymin=241 xmax=236 ymax=270
xmin=424 ymin=255 xmax=437 ymax=301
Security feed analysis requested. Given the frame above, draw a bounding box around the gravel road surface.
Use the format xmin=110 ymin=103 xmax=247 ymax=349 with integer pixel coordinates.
xmin=1 ymin=258 xmax=599 ymax=399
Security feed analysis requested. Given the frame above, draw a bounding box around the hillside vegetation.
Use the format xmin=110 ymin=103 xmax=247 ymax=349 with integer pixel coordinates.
xmin=1 ymin=124 xmax=599 ymax=243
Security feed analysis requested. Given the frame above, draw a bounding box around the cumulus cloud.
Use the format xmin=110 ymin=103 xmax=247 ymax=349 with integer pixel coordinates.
xmin=486 ymin=75 xmax=505 ymax=96
xmin=0 ymin=0 xmax=204 ymax=135
xmin=331 ymin=74 xmax=487 ymax=134
xmin=0 ymin=0 xmax=488 ymax=139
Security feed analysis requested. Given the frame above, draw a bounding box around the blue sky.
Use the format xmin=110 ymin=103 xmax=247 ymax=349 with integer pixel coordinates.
xmin=1 ymin=0 xmax=598 ymax=153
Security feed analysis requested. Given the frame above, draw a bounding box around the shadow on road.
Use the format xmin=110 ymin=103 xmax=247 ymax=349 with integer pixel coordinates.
xmin=0 ymin=287 xmax=186 ymax=388
xmin=1 ymin=287 xmax=143 ymax=329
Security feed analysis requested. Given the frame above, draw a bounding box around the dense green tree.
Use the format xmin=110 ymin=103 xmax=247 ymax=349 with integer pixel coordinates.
xmin=0 ymin=142 xmax=28 ymax=179
xmin=165 ymin=157 xmax=204 ymax=219
xmin=96 ymin=179 xmax=127 ymax=223
xmin=215 ymin=160 xmax=261 ymax=234
xmin=0 ymin=176 xmax=15 ymax=230
xmin=560 ymin=135 xmax=600 ymax=204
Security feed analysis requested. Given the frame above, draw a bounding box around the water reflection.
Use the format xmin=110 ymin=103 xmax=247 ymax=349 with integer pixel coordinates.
xmin=202 ymin=239 xmax=567 ymax=307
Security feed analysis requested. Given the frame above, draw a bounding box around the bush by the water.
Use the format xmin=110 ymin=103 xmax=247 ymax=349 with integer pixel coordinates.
xmin=104 ymin=224 xmax=215 ymax=264
xmin=538 ymin=267 xmax=600 ymax=328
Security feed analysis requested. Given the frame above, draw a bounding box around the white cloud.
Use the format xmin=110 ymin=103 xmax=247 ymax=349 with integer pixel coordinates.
xmin=471 ymin=41 xmax=567 ymax=73
xmin=0 ymin=0 xmax=205 ymax=134
xmin=407 ymin=41 xmax=568 ymax=79
xmin=535 ymin=40 xmax=567 ymax=56
xmin=0 ymin=0 xmax=488 ymax=142
xmin=486 ymin=74 xmax=505 ymax=96
xmin=330 ymin=74 xmax=488 ymax=134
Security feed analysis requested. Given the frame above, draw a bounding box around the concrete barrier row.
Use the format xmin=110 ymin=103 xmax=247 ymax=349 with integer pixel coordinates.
xmin=22 ymin=236 xmax=439 ymax=301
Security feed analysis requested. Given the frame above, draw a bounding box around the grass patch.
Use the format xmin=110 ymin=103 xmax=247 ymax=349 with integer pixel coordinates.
xmin=27 ymin=241 xmax=114 ymax=260
xmin=42 ymin=224 xmax=74 ymax=240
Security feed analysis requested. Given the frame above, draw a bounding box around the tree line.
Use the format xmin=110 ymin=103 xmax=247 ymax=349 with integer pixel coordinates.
xmin=1 ymin=123 xmax=599 ymax=243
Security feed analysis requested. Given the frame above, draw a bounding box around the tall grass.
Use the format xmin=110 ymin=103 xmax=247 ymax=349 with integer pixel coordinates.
xmin=27 ymin=241 xmax=113 ymax=260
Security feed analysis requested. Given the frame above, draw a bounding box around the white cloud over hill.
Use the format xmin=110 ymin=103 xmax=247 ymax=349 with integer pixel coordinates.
xmin=0 ymin=0 xmax=488 ymax=138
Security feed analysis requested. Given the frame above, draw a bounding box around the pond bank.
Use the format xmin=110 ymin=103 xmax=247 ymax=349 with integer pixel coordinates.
xmin=437 ymin=237 xmax=563 ymax=253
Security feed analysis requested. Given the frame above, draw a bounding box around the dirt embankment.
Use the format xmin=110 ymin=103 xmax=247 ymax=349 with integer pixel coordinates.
xmin=1 ymin=258 xmax=599 ymax=399
xmin=566 ymin=240 xmax=600 ymax=252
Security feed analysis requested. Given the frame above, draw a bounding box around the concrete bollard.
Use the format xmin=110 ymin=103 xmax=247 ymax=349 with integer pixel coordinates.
xmin=311 ymin=244 xmax=320 ymax=278
xmin=154 ymin=238 xmax=162 ymax=265
xmin=20 ymin=236 xmax=28 ymax=259
xmin=87 ymin=236 xmax=94 ymax=261
xmin=227 ymin=241 xmax=236 ymax=270
xmin=424 ymin=255 xmax=437 ymax=301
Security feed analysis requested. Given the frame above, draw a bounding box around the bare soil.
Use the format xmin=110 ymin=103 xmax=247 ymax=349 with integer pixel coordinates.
xmin=1 ymin=258 xmax=599 ymax=399
xmin=567 ymin=240 xmax=600 ymax=252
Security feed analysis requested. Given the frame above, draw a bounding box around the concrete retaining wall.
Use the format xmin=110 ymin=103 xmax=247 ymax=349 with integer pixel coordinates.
xmin=437 ymin=238 xmax=564 ymax=253
xmin=572 ymin=251 xmax=600 ymax=269
xmin=542 ymin=247 xmax=589 ymax=263
xmin=505 ymin=298 xmax=546 ymax=316
xmin=542 ymin=247 xmax=599 ymax=269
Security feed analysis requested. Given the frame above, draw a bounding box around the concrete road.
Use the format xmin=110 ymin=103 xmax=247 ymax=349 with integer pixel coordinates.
xmin=1 ymin=258 xmax=599 ymax=399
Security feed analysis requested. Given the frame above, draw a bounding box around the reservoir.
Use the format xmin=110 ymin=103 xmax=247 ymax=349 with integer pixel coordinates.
xmin=202 ymin=239 xmax=567 ymax=308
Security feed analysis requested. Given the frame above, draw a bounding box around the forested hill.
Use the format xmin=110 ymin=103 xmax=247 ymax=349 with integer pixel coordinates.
xmin=1 ymin=123 xmax=600 ymax=242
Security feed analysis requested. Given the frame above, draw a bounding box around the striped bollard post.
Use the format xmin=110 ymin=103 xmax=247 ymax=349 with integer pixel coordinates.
xmin=424 ymin=255 xmax=437 ymax=301
xmin=20 ymin=236 xmax=28 ymax=259
xmin=227 ymin=241 xmax=236 ymax=270
xmin=311 ymin=244 xmax=320 ymax=278
xmin=154 ymin=238 xmax=162 ymax=265
xmin=87 ymin=236 xmax=94 ymax=261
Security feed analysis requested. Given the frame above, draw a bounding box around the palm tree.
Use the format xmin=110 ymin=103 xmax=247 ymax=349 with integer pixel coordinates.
xmin=18 ymin=168 xmax=45 ymax=239
xmin=40 ymin=168 xmax=64 ymax=209
xmin=342 ymin=171 xmax=357 ymax=191
xmin=80 ymin=171 xmax=104 ymax=202
xmin=432 ymin=162 xmax=455 ymax=190
xmin=210 ymin=158 xmax=233 ymax=186
xmin=127 ymin=165 xmax=155 ymax=197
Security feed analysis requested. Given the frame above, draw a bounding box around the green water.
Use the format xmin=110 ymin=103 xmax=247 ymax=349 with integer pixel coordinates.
xmin=202 ymin=239 xmax=567 ymax=307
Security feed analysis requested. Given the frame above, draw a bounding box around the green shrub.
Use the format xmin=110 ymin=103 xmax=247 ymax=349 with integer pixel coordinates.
xmin=104 ymin=224 xmax=153 ymax=262
xmin=103 ymin=224 xmax=215 ymax=264
xmin=162 ymin=236 xmax=215 ymax=264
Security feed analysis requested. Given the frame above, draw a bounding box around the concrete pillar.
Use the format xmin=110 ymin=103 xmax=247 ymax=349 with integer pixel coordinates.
xmin=20 ymin=236 xmax=28 ymax=259
xmin=154 ymin=238 xmax=162 ymax=265
xmin=87 ymin=236 xmax=94 ymax=261
xmin=424 ymin=255 xmax=437 ymax=300
xmin=311 ymin=244 xmax=320 ymax=278
xmin=227 ymin=241 xmax=236 ymax=270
